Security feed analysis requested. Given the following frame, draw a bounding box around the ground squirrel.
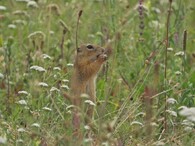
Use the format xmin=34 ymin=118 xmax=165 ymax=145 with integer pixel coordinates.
xmin=67 ymin=43 xmax=112 ymax=135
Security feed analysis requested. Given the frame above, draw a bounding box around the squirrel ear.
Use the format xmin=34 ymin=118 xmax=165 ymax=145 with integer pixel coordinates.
xmin=77 ymin=48 xmax=81 ymax=53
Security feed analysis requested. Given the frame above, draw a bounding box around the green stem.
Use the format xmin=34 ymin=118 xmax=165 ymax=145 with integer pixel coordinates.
xmin=164 ymin=0 xmax=172 ymax=132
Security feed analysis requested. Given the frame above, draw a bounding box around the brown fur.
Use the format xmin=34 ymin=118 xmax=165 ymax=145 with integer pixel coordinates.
xmin=69 ymin=44 xmax=112 ymax=136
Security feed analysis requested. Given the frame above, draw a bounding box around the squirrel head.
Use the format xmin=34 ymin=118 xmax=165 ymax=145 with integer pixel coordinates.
xmin=73 ymin=44 xmax=112 ymax=80
xmin=76 ymin=44 xmax=104 ymax=58
xmin=74 ymin=44 xmax=112 ymax=68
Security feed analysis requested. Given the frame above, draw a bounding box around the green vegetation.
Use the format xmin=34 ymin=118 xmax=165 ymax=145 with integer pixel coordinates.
xmin=0 ymin=0 xmax=195 ymax=145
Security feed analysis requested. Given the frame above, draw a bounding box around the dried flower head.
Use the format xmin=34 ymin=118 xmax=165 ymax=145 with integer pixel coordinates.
xmin=138 ymin=0 xmax=145 ymax=36
xmin=47 ymin=4 xmax=61 ymax=15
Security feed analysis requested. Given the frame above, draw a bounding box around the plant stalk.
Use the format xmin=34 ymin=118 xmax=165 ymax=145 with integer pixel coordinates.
xmin=164 ymin=0 xmax=172 ymax=132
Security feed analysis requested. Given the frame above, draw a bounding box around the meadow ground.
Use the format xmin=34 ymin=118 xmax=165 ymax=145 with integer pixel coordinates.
xmin=0 ymin=0 xmax=195 ymax=145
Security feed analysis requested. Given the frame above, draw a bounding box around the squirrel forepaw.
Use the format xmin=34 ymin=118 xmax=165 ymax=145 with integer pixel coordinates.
xmin=98 ymin=54 xmax=107 ymax=62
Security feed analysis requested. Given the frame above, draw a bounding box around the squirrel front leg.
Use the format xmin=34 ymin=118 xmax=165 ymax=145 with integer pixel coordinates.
xmin=89 ymin=53 xmax=107 ymax=63
xmin=84 ymin=54 xmax=107 ymax=122
xmin=85 ymin=78 xmax=96 ymax=123
xmin=84 ymin=54 xmax=107 ymax=76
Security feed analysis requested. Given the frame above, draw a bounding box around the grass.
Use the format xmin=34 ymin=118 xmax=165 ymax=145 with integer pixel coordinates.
xmin=0 ymin=0 xmax=195 ymax=145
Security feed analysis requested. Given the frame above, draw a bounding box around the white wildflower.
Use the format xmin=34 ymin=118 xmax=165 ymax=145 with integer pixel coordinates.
xmin=179 ymin=107 xmax=195 ymax=116
xmin=31 ymin=123 xmax=40 ymax=128
xmin=182 ymin=120 xmax=194 ymax=127
xmin=135 ymin=112 xmax=145 ymax=117
xmin=17 ymin=100 xmax=27 ymax=105
xmin=38 ymin=82 xmax=48 ymax=87
xmin=67 ymin=110 xmax=71 ymax=114
xmin=174 ymin=83 xmax=180 ymax=88
xmin=188 ymin=116 xmax=195 ymax=122
xmin=24 ymin=106 xmax=29 ymax=110
xmin=109 ymin=117 xmax=117 ymax=128
xmin=80 ymin=93 xmax=89 ymax=98
xmin=149 ymin=20 xmax=162 ymax=29
xmin=42 ymin=54 xmax=52 ymax=60
xmin=28 ymin=31 xmax=45 ymax=39
xmin=88 ymin=34 xmax=95 ymax=39
xmin=179 ymin=107 xmax=195 ymax=122
xmin=50 ymin=87 xmax=60 ymax=92
xmin=66 ymin=105 xmax=75 ymax=110
xmin=0 ymin=6 xmax=6 ymax=11
xmin=184 ymin=126 xmax=192 ymax=131
xmin=175 ymin=71 xmax=182 ymax=75
xmin=18 ymin=90 xmax=28 ymax=95
xmin=16 ymin=0 xmax=30 ymax=2
xmin=178 ymin=106 xmax=187 ymax=110
xmin=96 ymin=31 xmax=103 ymax=37
xmin=153 ymin=141 xmax=165 ymax=146
xmin=27 ymin=1 xmax=38 ymax=8
xmin=102 ymin=142 xmax=109 ymax=146
xmin=53 ymin=74 xmax=57 ymax=78
xmin=62 ymin=79 xmax=69 ymax=83
xmin=130 ymin=121 xmax=143 ymax=127
xmin=117 ymin=78 xmax=123 ymax=83
xmin=0 ymin=73 xmax=4 ymax=79
xmin=61 ymin=85 xmax=69 ymax=90
xmin=13 ymin=19 xmax=27 ymax=25
xmin=0 ymin=136 xmax=7 ymax=144
xmin=53 ymin=67 xmax=61 ymax=71
xmin=84 ymin=100 xmax=96 ymax=106
xmin=13 ymin=10 xmax=28 ymax=16
xmin=167 ymin=48 xmax=173 ymax=52
xmin=42 ymin=107 xmax=52 ymax=111
xmin=30 ymin=65 xmax=46 ymax=72
xmin=8 ymin=24 xmax=16 ymax=29
xmin=175 ymin=51 xmax=184 ymax=56
xmin=84 ymin=125 xmax=90 ymax=130
xmin=17 ymin=128 xmax=26 ymax=132
xmin=84 ymin=138 xmax=93 ymax=143
xmin=151 ymin=122 xmax=158 ymax=127
xmin=167 ymin=98 xmax=177 ymax=104
xmin=16 ymin=139 xmax=24 ymax=143
xmin=67 ymin=63 xmax=74 ymax=67
xmin=151 ymin=7 xmax=161 ymax=13
xmin=166 ymin=110 xmax=177 ymax=117
xmin=49 ymin=31 xmax=54 ymax=35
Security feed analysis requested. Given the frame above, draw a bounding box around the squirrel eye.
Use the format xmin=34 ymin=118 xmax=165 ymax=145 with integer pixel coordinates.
xmin=86 ymin=44 xmax=94 ymax=50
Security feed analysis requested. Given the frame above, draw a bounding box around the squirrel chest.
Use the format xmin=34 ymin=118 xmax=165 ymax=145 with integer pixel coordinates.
xmin=70 ymin=44 xmax=111 ymax=101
